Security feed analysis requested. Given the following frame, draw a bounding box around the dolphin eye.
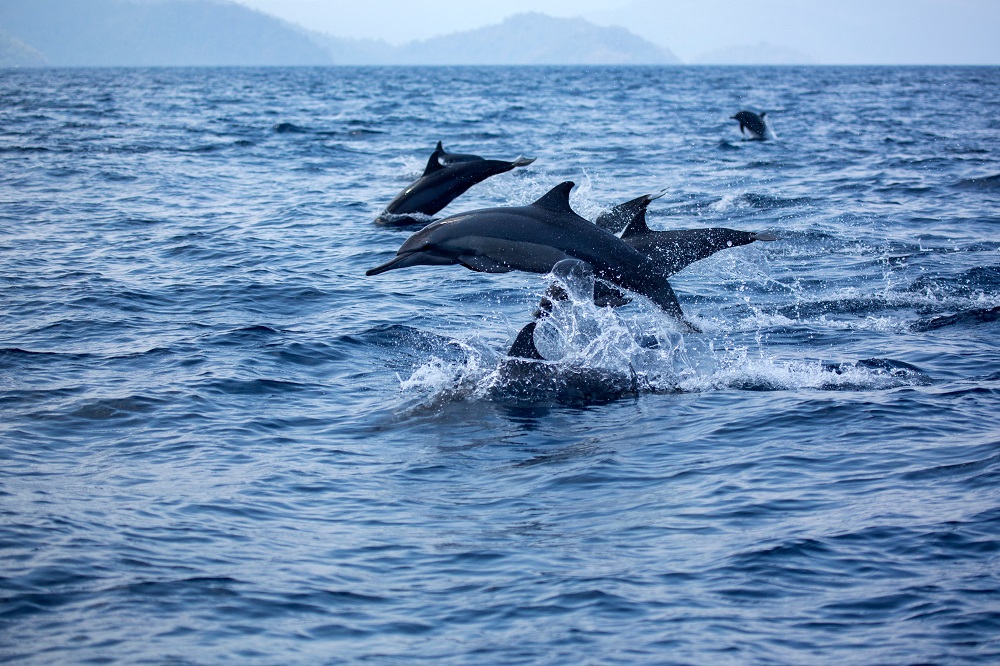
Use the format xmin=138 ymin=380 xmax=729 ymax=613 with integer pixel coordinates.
xmin=727 ymin=240 xmax=733 ymax=247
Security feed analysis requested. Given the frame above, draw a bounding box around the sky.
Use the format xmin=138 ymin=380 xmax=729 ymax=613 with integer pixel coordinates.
xmin=232 ymin=0 xmax=1000 ymax=64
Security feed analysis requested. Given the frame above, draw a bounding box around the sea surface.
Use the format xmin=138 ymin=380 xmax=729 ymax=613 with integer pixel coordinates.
xmin=1 ymin=65 xmax=999 ymax=664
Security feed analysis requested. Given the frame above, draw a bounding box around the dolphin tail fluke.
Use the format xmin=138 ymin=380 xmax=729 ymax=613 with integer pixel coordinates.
xmin=619 ymin=191 xmax=664 ymax=238
xmin=511 ymin=156 xmax=536 ymax=168
xmin=594 ymin=190 xmax=664 ymax=235
xmin=508 ymin=322 xmax=545 ymax=360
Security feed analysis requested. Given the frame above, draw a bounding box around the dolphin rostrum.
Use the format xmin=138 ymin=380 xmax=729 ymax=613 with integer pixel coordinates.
xmin=375 ymin=144 xmax=534 ymax=227
xmin=366 ymin=181 xmax=693 ymax=328
xmin=732 ymin=110 xmax=768 ymax=140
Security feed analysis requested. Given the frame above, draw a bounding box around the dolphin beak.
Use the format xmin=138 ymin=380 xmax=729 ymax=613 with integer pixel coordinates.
xmin=366 ymin=253 xmax=415 ymax=276
xmin=752 ymin=232 xmax=778 ymax=241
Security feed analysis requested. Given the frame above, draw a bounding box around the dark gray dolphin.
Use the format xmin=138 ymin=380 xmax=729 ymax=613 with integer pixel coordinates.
xmin=580 ymin=191 xmax=776 ymax=307
xmin=502 ymin=262 xmax=644 ymax=403
xmin=732 ymin=110 xmax=768 ymax=140
xmin=366 ymin=181 xmax=693 ymax=328
xmin=435 ymin=141 xmax=484 ymax=166
xmin=616 ymin=195 xmax=777 ymax=277
xmin=494 ymin=321 xmax=642 ymax=405
xmin=375 ymin=146 xmax=534 ymax=227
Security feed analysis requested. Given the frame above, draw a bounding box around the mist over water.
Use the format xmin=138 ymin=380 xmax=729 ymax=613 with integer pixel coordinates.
xmin=1 ymin=65 xmax=999 ymax=664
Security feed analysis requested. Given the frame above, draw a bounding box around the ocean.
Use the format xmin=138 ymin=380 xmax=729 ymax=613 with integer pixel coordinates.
xmin=1 ymin=65 xmax=999 ymax=664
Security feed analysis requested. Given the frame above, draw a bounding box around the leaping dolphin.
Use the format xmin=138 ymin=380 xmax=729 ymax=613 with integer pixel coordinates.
xmin=731 ymin=110 xmax=768 ymax=140
xmin=611 ymin=193 xmax=777 ymax=276
xmin=375 ymin=144 xmax=534 ymax=227
xmin=366 ymin=181 xmax=694 ymax=329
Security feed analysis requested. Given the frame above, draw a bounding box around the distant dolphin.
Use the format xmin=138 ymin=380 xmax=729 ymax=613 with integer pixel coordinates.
xmin=434 ymin=141 xmax=484 ymax=166
xmin=366 ymin=181 xmax=695 ymax=329
xmin=732 ymin=111 xmax=768 ymax=140
xmin=375 ymin=145 xmax=534 ymax=227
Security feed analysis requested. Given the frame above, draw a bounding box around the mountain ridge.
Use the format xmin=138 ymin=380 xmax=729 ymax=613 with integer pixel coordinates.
xmin=0 ymin=2 xmax=679 ymax=67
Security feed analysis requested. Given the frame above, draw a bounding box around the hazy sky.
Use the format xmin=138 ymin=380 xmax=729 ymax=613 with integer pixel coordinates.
xmin=233 ymin=0 xmax=1000 ymax=64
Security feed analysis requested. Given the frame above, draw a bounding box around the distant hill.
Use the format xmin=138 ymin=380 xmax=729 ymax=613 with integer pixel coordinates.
xmin=390 ymin=13 xmax=680 ymax=65
xmin=0 ymin=0 xmax=333 ymax=66
xmin=0 ymin=2 xmax=679 ymax=67
xmin=0 ymin=28 xmax=46 ymax=66
xmin=693 ymin=42 xmax=817 ymax=65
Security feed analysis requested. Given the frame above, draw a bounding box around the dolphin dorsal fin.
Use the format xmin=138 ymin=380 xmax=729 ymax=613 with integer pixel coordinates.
xmin=422 ymin=145 xmax=446 ymax=176
xmin=508 ymin=322 xmax=544 ymax=360
xmin=530 ymin=182 xmax=575 ymax=214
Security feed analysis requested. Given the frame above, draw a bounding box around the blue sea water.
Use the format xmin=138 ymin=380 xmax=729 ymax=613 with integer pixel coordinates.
xmin=1 ymin=65 xmax=999 ymax=664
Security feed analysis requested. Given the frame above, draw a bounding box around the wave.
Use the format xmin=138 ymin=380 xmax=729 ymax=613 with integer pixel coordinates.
xmin=912 ymin=306 xmax=1000 ymax=332
xmin=710 ymin=192 xmax=812 ymax=212
xmin=952 ymin=173 xmax=1000 ymax=191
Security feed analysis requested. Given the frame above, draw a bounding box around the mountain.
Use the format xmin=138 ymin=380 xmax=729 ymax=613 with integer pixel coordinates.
xmin=0 ymin=2 xmax=678 ymax=67
xmin=310 ymin=35 xmax=397 ymax=66
xmin=0 ymin=28 xmax=46 ymax=66
xmin=0 ymin=0 xmax=332 ymax=66
xmin=391 ymin=13 xmax=680 ymax=65
xmin=693 ymin=42 xmax=816 ymax=65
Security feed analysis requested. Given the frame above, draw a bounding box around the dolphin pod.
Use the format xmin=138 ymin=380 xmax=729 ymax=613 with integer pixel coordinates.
xmin=375 ymin=143 xmax=534 ymax=227
xmin=368 ymin=136 xmax=780 ymax=379
xmin=732 ymin=110 xmax=768 ymax=140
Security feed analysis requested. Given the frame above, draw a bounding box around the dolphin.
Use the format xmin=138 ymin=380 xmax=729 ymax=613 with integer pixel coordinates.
xmin=375 ymin=145 xmax=534 ymax=227
xmin=732 ymin=110 xmax=768 ymax=140
xmin=434 ymin=141 xmax=484 ymax=166
xmin=614 ymin=194 xmax=777 ymax=277
xmin=569 ymin=191 xmax=777 ymax=308
xmin=366 ymin=181 xmax=694 ymax=328
xmin=493 ymin=321 xmax=643 ymax=405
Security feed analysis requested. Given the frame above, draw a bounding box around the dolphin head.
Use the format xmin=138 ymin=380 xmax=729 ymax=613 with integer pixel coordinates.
xmin=365 ymin=219 xmax=462 ymax=275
